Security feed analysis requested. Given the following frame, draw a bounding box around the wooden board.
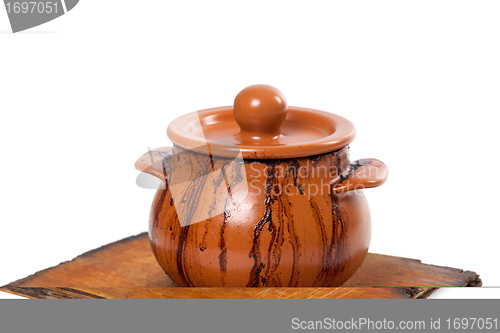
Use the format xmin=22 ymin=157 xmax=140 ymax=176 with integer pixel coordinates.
xmin=1 ymin=232 xmax=481 ymax=299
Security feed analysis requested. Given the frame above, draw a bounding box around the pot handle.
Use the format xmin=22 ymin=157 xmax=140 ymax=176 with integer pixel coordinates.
xmin=135 ymin=147 xmax=173 ymax=182
xmin=332 ymin=158 xmax=388 ymax=195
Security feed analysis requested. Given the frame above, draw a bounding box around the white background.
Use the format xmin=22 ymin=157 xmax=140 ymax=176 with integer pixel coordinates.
xmin=1 ymin=1 xmax=499 ymax=299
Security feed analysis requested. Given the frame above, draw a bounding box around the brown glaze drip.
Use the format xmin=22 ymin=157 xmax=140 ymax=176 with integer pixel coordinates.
xmin=174 ymin=151 xmax=213 ymax=287
xmin=247 ymin=164 xmax=276 ymax=287
xmin=286 ymin=161 xmax=305 ymax=195
xmin=310 ymin=199 xmax=328 ymax=286
xmin=328 ymin=154 xmax=348 ymax=282
xmin=282 ymin=166 xmax=302 ymax=287
xmin=199 ymin=222 xmax=208 ymax=252
xmin=199 ymin=164 xmax=226 ymax=253
xmin=149 ymin=162 xmax=169 ymax=260
xmin=262 ymin=164 xmax=285 ymax=287
xmin=218 ymin=163 xmax=233 ymax=286
xmin=218 ymin=210 xmax=229 ymax=286
xmin=175 ymin=216 xmax=191 ymax=287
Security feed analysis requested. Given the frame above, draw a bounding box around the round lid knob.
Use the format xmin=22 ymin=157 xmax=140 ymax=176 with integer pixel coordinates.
xmin=233 ymin=84 xmax=288 ymax=140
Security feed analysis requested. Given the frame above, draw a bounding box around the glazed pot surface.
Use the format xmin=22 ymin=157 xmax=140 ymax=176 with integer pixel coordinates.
xmin=147 ymin=146 xmax=375 ymax=287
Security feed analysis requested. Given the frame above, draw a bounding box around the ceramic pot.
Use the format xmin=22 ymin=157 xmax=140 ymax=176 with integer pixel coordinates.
xmin=135 ymin=85 xmax=388 ymax=287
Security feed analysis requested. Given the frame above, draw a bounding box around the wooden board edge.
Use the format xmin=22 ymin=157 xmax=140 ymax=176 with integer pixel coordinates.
xmin=402 ymin=287 xmax=438 ymax=299
xmin=5 ymin=232 xmax=149 ymax=288
xmin=369 ymin=253 xmax=482 ymax=281
xmin=367 ymin=253 xmax=483 ymax=288
xmin=0 ymin=286 xmax=443 ymax=300
xmin=466 ymin=273 xmax=483 ymax=287
xmin=0 ymin=286 xmax=105 ymax=299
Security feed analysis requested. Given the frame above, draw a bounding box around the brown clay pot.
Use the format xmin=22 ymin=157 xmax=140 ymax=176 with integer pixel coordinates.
xmin=136 ymin=85 xmax=388 ymax=287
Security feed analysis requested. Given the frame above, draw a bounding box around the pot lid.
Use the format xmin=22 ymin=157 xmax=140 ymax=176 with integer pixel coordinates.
xmin=167 ymin=84 xmax=356 ymax=159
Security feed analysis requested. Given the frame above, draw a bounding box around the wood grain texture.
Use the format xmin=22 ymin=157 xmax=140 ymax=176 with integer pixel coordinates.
xmin=1 ymin=232 xmax=481 ymax=299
